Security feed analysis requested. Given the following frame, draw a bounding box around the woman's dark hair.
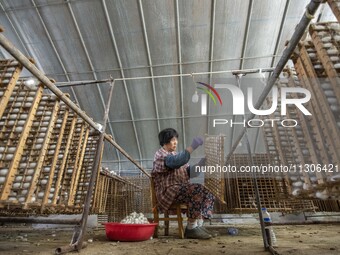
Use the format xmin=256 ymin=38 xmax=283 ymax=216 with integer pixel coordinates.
xmin=158 ymin=128 xmax=179 ymax=146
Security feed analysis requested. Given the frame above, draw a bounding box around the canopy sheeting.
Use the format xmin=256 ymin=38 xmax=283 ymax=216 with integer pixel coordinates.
xmin=0 ymin=0 xmax=336 ymax=174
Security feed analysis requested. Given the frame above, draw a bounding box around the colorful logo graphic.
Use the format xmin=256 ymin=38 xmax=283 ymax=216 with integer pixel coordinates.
xmin=196 ymin=82 xmax=223 ymax=106
xmin=193 ymin=82 xmax=223 ymax=115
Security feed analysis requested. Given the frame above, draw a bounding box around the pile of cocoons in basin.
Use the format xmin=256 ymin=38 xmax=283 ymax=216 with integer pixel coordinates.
xmin=120 ymin=212 xmax=149 ymax=224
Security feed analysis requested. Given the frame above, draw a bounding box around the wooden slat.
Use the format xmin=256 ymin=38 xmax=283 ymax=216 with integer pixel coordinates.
xmin=52 ymin=114 xmax=77 ymax=204
xmin=24 ymin=101 xmax=60 ymax=207
xmin=92 ymin=143 xmax=105 ymax=212
xmin=297 ymin=47 xmax=340 ymax=163
xmin=41 ymin=106 xmax=69 ymax=212
xmin=0 ymin=60 xmax=22 ymax=119
xmin=293 ymin=62 xmax=332 ymax=166
xmin=327 ymin=0 xmax=340 ymax=23
xmin=68 ymin=126 xmax=89 ymax=206
xmin=286 ymin=70 xmax=320 ymax=164
xmin=76 ymin=135 xmax=100 ymax=209
xmin=0 ymin=84 xmax=43 ymax=201
xmin=264 ymin=100 xmax=292 ymax=194
xmin=309 ymin=24 xmax=340 ymax=103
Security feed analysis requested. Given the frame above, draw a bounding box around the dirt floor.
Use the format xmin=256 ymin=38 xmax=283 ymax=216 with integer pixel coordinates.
xmin=0 ymin=223 xmax=340 ymax=255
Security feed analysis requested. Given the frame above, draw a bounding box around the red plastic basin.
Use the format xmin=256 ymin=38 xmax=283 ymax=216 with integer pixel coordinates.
xmin=103 ymin=222 xmax=158 ymax=242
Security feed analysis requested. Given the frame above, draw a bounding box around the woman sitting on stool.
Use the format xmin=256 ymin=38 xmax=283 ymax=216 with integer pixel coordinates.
xmin=151 ymin=128 xmax=215 ymax=239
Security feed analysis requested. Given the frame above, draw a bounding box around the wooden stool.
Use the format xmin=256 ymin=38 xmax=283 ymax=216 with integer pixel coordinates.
xmin=151 ymin=178 xmax=187 ymax=239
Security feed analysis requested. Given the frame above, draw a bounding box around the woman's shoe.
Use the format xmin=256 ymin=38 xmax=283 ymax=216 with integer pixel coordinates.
xmin=199 ymin=226 xmax=218 ymax=237
xmin=184 ymin=227 xmax=212 ymax=239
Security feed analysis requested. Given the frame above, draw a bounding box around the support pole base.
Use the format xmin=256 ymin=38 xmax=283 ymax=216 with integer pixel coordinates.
xmin=55 ymin=242 xmax=87 ymax=255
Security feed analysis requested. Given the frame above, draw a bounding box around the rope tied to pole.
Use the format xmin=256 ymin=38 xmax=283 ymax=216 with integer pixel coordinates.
xmin=305 ymin=6 xmax=315 ymax=19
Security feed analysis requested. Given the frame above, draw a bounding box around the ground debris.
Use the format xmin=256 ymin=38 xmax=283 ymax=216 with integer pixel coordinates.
xmin=0 ymin=224 xmax=339 ymax=255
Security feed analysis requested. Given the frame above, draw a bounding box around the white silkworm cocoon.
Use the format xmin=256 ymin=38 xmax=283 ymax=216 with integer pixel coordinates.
xmin=120 ymin=212 xmax=149 ymax=224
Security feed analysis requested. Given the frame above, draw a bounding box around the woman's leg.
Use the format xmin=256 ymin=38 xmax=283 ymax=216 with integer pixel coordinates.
xmin=174 ymin=183 xmax=215 ymax=239
xmin=174 ymin=183 xmax=215 ymax=219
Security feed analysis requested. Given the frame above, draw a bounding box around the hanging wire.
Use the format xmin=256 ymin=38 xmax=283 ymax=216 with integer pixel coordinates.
xmin=54 ymin=67 xmax=275 ymax=87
